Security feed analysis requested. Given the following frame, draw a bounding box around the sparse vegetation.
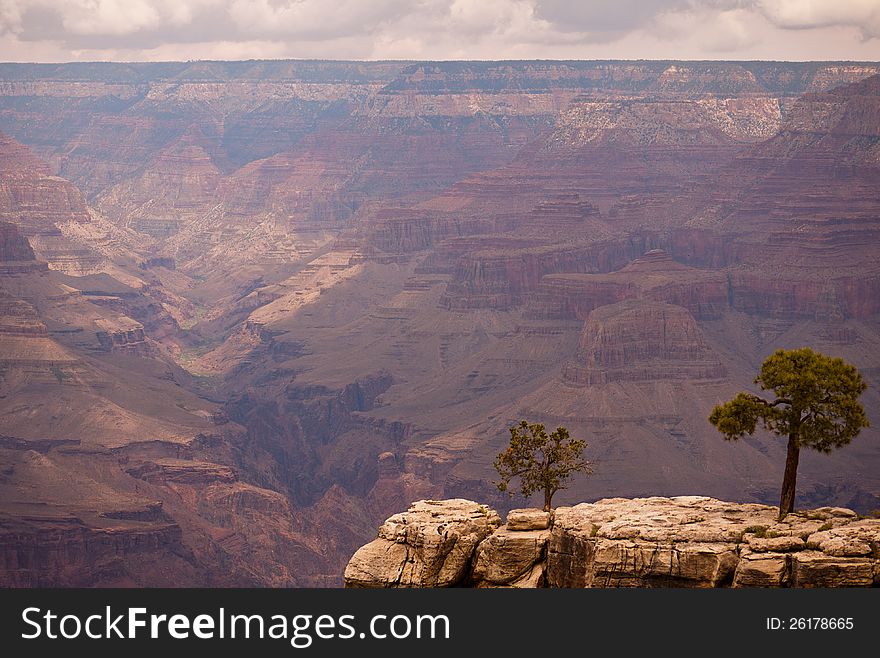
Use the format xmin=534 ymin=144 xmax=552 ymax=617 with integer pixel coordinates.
xmin=709 ymin=348 xmax=868 ymax=520
xmin=50 ymin=366 xmax=71 ymax=383
xmin=494 ymin=420 xmax=592 ymax=512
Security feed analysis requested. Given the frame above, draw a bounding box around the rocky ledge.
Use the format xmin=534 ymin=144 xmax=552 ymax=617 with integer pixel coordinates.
xmin=344 ymin=497 xmax=880 ymax=588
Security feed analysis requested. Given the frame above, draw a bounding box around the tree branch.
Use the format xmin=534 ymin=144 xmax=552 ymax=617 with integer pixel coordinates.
xmin=502 ymin=466 xmax=532 ymax=479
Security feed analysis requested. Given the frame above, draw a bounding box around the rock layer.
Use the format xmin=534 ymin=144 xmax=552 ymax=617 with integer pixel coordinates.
xmin=1 ymin=61 xmax=880 ymax=588
xmin=563 ymin=300 xmax=727 ymax=385
xmin=345 ymin=498 xmax=880 ymax=588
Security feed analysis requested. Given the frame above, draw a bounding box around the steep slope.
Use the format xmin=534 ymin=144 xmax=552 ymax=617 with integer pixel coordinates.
xmin=0 ymin=130 xmax=101 ymax=273
xmin=0 ymin=223 xmax=348 ymax=586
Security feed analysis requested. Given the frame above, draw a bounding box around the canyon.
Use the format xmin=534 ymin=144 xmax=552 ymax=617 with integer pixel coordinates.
xmin=0 ymin=60 xmax=878 ymax=586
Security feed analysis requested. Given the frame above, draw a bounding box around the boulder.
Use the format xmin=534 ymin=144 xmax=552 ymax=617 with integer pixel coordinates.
xmin=805 ymin=520 xmax=880 ymax=557
xmin=791 ymin=552 xmax=874 ymax=587
xmin=346 ymin=496 xmax=880 ymax=588
xmin=506 ymin=508 xmax=552 ymax=531
xmin=473 ymin=527 xmax=550 ymax=587
xmin=745 ymin=536 xmax=805 ymax=553
xmin=733 ymin=552 xmax=789 ymax=587
xmin=344 ymin=499 xmax=501 ymax=587
xmin=588 ymin=539 xmax=738 ymax=588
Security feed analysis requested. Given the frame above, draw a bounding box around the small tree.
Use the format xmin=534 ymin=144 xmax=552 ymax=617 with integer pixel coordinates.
xmin=494 ymin=420 xmax=591 ymax=512
xmin=709 ymin=348 xmax=869 ymax=519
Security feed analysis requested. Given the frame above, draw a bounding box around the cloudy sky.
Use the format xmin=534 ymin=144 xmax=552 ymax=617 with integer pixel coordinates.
xmin=0 ymin=0 xmax=878 ymax=62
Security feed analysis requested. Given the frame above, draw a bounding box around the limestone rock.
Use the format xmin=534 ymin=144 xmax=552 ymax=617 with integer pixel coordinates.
xmin=746 ymin=536 xmax=805 ymax=553
xmin=344 ymin=499 xmax=501 ymax=587
xmin=509 ymin=562 xmax=546 ymax=588
xmin=472 ymin=527 xmax=550 ymax=587
xmin=506 ymin=508 xmax=552 ymax=531
xmin=806 ymin=520 xmax=880 ymax=557
xmin=589 ymin=539 xmax=738 ymax=588
xmin=733 ymin=552 xmax=789 ymax=587
xmin=791 ymin=552 xmax=874 ymax=587
xmin=347 ymin=496 xmax=880 ymax=588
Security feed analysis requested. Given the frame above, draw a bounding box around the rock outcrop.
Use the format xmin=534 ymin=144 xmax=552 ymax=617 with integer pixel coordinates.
xmin=563 ymin=300 xmax=726 ymax=385
xmin=344 ymin=499 xmax=501 ymax=588
xmin=345 ymin=497 xmax=880 ymax=588
xmin=0 ymin=221 xmax=36 ymax=262
xmin=528 ymin=249 xmax=728 ymax=321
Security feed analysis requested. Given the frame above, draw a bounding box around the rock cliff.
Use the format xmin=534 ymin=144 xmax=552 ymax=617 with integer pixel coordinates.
xmin=345 ymin=497 xmax=880 ymax=588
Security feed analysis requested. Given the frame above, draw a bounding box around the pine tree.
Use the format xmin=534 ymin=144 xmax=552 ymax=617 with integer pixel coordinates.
xmin=709 ymin=348 xmax=869 ymax=519
xmin=494 ymin=420 xmax=591 ymax=512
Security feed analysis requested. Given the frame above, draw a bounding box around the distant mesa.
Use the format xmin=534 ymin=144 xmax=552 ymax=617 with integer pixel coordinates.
xmin=562 ymin=300 xmax=727 ymax=386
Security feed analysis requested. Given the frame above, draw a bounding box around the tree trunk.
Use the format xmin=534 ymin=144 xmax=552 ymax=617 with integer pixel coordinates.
xmin=543 ymin=489 xmax=553 ymax=512
xmin=778 ymin=434 xmax=800 ymax=519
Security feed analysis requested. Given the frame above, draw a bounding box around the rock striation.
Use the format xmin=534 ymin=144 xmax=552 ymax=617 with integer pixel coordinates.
xmin=0 ymin=221 xmax=36 ymax=262
xmin=2 ymin=61 xmax=880 ymax=588
xmin=562 ymin=300 xmax=726 ymax=385
xmin=528 ymin=249 xmax=728 ymax=321
xmin=0 ymin=131 xmax=104 ymax=273
xmin=345 ymin=497 xmax=880 ymax=588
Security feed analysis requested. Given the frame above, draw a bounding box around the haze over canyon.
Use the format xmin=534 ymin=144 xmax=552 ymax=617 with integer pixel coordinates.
xmin=0 ymin=59 xmax=878 ymax=586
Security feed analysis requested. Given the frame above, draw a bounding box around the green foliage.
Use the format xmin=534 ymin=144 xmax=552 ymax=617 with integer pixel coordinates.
xmin=709 ymin=347 xmax=869 ymax=517
xmin=50 ymin=366 xmax=70 ymax=383
xmin=709 ymin=348 xmax=869 ymax=452
xmin=494 ymin=420 xmax=591 ymax=512
xmin=744 ymin=525 xmax=769 ymax=538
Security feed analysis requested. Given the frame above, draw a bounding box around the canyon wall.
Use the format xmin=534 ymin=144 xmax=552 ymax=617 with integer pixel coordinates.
xmin=1 ymin=61 xmax=879 ymax=587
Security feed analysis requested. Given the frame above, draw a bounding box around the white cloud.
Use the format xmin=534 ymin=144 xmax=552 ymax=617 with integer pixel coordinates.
xmin=449 ymin=0 xmax=536 ymax=35
xmin=226 ymin=0 xmax=406 ymax=40
xmin=653 ymin=5 xmax=763 ymax=52
xmin=702 ymin=9 xmax=762 ymax=51
xmin=61 ymin=0 xmax=161 ymax=35
xmin=0 ymin=0 xmax=24 ymax=35
xmin=758 ymin=0 xmax=880 ymax=38
xmin=0 ymin=0 xmax=877 ymax=62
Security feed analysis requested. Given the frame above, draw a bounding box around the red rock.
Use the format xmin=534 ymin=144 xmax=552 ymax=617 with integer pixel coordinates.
xmin=0 ymin=131 xmax=91 ymax=234
xmin=0 ymin=61 xmax=879 ymax=589
xmin=0 ymin=221 xmax=36 ymax=262
xmin=440 ymin=237 xmax=665 ymax=310
xmin=563 ymin=300 xmax=727 ymax=385
xmin=528 ymin=250 xmax=728 ymax=321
